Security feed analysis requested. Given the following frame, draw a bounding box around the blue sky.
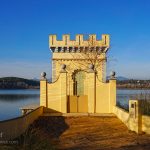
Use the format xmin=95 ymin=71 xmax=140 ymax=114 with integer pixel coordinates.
xmin=0 ymin=0 xmax=150 ymax=79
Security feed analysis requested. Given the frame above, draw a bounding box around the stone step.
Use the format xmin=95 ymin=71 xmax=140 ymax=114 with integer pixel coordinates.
xmin=42 ymin=112 xmax=115 ymax=117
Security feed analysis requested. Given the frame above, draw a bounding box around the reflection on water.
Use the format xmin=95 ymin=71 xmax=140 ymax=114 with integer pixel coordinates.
xmin=0 ymin=89 xmax=39 ymax=121
xmin=0 ymin=94 xmax=39 ymax=102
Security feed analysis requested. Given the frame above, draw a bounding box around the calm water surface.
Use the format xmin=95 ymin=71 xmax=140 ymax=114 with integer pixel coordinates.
xmin=117 ymin=89 xmax=150 ymax=110
xmin=0 ymin=89 xmax=150 ymax=121
xmin=0 ymin=89 xmax=39 ymax=121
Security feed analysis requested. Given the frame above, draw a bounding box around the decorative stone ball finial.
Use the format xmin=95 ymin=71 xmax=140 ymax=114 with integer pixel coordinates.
xmin=61 ymin=64 xmax=66 ymax=70
xmin=60 ymin=64 xmax=67 ymax=73
xmin=89 ymin=64 xmax=94 ymax=70
xmin=41 ymin=72 xmax=46 ymax=80
xmin=88 ymin=64 xmax=95 ymax=72
xmin=110 ymin=71 xmax=116 ymax=79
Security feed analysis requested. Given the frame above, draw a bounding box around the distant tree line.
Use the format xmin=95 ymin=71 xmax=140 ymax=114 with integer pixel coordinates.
xmin=117 ymin=79 xmax=150 ymax=89
xmin=0 ymin=77 xmax=40 ymax=89
xmin=0 ymin=77 xmax=150 ymax=89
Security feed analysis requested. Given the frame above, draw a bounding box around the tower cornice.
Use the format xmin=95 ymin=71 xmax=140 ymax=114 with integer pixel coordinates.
xmin=49 ymin=34 xmax=110 ymax=53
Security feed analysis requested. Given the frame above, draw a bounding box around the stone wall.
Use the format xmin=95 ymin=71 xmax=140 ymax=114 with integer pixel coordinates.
xmin=40 ymin=72 xmax=67 ymax=113
xmin=49 ymin=34 xmax=110 ymax=49
xmin=114 ymin=100 xmax=150 ymax=134
xmin=52 ymin=53 xmax=106 ymax=84
xmin=0 ymin=106 xmax=43 ymax=140
xmin=40 ymin=69 xmax=117 ymax=114
xmin=95 ymin=79 xmax=116 ymax=113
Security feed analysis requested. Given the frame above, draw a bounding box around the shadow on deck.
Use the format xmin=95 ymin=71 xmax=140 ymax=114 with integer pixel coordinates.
xmin=26 ymin=116 xmax=150 ymax=150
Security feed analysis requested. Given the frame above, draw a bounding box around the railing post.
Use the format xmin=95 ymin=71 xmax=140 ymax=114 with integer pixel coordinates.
xmin=87 ymin=64 xmax=96 ymax=113
xmin=40 ymin=72 xmax=47 ymax=107
xmin=60 ymin=64 xmax=67 ymax=113
xmin=129 ymin=100 xmax=142 ymax=134
xmin=109 ymin=79 xmax=116 ymax=113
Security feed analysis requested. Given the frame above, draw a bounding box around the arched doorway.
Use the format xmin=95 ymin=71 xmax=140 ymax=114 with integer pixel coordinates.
xmin=73 ymin=70 xmax=86 ymax=96
xmin=68 ymin=70 xmax=88 ymax=113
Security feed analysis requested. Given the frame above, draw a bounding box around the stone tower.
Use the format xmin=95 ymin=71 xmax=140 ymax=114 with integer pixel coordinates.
xmin=40 ymin=33 xmax=116 ymax=113
xmin=49 ymin=34 xmax=110 ymax=95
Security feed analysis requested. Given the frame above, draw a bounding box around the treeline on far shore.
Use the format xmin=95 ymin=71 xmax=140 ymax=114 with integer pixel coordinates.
xmin=0 ymin=77 xmax=40 ymax=89
xmin=117 ymin=79 xmax=150 ymax=89
xmin=0 ymin=77 xmax=150 ymax=89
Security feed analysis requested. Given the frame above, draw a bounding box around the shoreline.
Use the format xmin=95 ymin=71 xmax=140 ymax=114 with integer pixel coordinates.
xmin=0 ymin=88 xmax=150 ymax=90
xmin=117 ymin=88 xmax=150 ymax=90
xmin=0 ymin=88 xmax=40 ymax=90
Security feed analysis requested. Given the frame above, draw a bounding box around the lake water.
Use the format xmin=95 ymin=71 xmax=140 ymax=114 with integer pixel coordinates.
xmin=0 ymin=89 xmax=39 ymax=121
xmin=0 ymin=89 xmax=150 ymax=121
xmin=117 ymin=89 xmax=150 ymax=111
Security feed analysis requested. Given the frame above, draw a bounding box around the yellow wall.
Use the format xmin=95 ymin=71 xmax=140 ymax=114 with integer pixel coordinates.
xmin=41 ymin=34 xmax=116 ymax=114
xmin=96 ymin=79 xmax=116 ymax=113
xmin=96 ymin=82 xmax=109 ymax=113
xmin=43 ymin=78 xmax=117 ymax=114
xmin=87 ymin=72 xmax=96 ymax=113
xmin=40 ymin=72 xmax=67 ymax=113
xmin=52 ymin=53 xmax=106 ymax=89
xmin=49 ymin=34 xmax=110 ymax=48
xmin=142 ymin=115 xmax=150 ymax=134
xmin=40 ymin=80 xmax=47 ymax=106
xmin=109 ymin=80 xmax=116 ymax=112
xmin=113 ymin=100 xmax=150 ymax=134
xmin=47 ymin=82 xmax=61 ymax=112
xmin=40 ymin=70 xmax=117 ymax=114
xmin=0 ymin=107 xmax=43 ymax=140
xmin=113 ymin=105 xmax=142 ymax=133
xmin=113 ymin=106 xmax=130 ymax=127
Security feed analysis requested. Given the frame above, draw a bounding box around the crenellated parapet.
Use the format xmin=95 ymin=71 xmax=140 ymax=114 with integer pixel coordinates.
xmin=49 ymin=34 xmax=110 ymax=53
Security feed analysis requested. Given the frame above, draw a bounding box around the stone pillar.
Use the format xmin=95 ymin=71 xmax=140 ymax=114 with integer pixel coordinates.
xmin=129 ymin=100 xmax=142 ymax=134
xmin=109 ymin=71 xmax=116 ymax=113
xmin=60 ymin=64 xmax=67 ymax=113
xmin=109 ymin=79 xmax=116 ymax=113
xmin=87 ymin=64 xmax=96 ymax=113
xmin=40 ymin=72 xmax=47 ymax=107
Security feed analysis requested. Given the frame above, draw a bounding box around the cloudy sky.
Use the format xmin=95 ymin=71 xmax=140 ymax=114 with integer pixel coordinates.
xmin=0 ymin=0 xmax=150 ymax=79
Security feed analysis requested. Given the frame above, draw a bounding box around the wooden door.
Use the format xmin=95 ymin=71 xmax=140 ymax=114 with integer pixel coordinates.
xmin=68 ymin=95 xmax=88 ymax=113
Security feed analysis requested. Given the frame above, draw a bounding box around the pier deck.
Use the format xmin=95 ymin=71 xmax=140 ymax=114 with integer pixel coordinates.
xmin=31 ymin=116 xmax=150 ymax=150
